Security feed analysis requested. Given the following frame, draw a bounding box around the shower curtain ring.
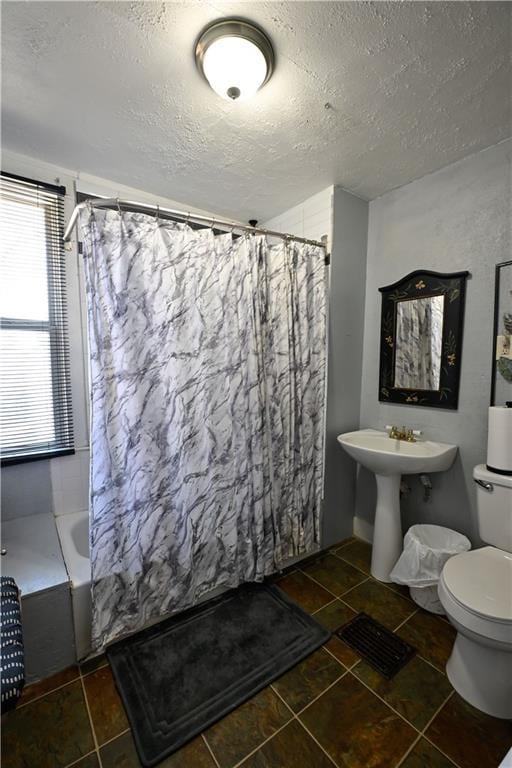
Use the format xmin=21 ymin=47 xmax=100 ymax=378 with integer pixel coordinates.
xmin=210 ymin=217 xmax=216 ymax=230
xmin=155 ymin=204 xmax=160 ymax=221
xmin=116 ymin=197 xmax=122 ymax=215
xmin=186 ymin=211 xmax=191 ymax=225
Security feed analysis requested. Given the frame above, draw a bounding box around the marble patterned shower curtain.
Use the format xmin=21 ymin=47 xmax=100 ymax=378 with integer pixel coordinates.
xmin=81 ymin=207 xmax=327 ymax=648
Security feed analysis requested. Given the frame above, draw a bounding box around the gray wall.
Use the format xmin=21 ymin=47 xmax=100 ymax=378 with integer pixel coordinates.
xmin=22 ymin=586 xmax=77 ymax=682
xmin=323 ymin=187 xmax=369 ymax=547
xmin=358 ymin=139 xmax=512 ymax=543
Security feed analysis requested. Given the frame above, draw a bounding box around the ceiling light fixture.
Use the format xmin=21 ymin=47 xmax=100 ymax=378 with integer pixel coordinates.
xmin=195 ymin=19 xmax=274 ymax=101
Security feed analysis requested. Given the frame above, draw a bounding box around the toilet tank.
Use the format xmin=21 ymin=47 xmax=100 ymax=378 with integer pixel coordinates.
xmin=474 ymin=464 xmax=512 ymax=552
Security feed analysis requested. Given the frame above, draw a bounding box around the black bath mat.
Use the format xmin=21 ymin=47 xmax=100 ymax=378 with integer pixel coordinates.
xmin=336 ymin=612 xmax=416 ymax=679
xmin=107 ymin=582 xmax=330 ymax=767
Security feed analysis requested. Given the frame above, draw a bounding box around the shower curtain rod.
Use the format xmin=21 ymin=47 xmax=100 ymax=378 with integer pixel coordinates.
xmin=63 ymin=197 xmax=328 ymax=251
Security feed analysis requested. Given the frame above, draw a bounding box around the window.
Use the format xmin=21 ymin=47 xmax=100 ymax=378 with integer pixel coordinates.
xmin=0 ymin=172 xmax=73 ymax=464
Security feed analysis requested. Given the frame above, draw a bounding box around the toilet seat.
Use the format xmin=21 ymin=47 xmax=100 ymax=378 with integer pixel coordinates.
xmin=439 ymin=547 xmax=512 ymax=646
xmin=442 ymin=546 xmax=512 ymax=621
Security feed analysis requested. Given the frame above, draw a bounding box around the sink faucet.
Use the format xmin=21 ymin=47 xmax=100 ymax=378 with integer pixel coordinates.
xmin=388 ymin=425 xmax=417 ymax=442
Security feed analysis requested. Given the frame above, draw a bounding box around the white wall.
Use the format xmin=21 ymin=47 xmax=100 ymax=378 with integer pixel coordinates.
xmin=265 ymin=186 xmax=369 ymax=547
xmin=358 ymin=139 xmax=512 ymax=543
xmin=264 ymin=187 xmax=333 ymax=244
xmin=1 ymin=150 xmax=220 ymax=521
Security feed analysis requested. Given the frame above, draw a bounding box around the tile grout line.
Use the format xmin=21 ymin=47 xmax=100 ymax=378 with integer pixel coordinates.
xmin=79 ymin=670 xmax=103 ymax=768
xmin=393 ymin=733 xmax=424 ymax=768
xmin=295 ymin=717 xmax=341 ymax=768
xmin=329 ymin=539 xmax=356 ymax=556
xmin=302 ymin=561 xmax=370 ymax=597
xmin=346 ymin=669 xmax=422 ymax=734
xmin=279 ymin=559 xmax=446 ymax=679
xmin=228 ymin=710 xmax=295 ymax=768
xmin=228 ymin=674 xmax=349 ymax=768
xmin=420 ymin=689 xmax=455 ymax=735
xmin=391 ymin=609 xmax=454 ymax=676
xmin=331 ymin=546 xmax=418 ymax=606
xmin=16 ymin=674 xmax=81 ymax=709
xmin=213 ymin=656 xmax=457 ymax=768
xmin=321 ymin=640 xmax=360 ymax=670
xmin=302 ymin=566 xmax=369 ymax=603
xmin=335 ymin=592 xmax=416 ymax=633
xmin=202 ymin=733 xmax=222 ymax=768
xmin=336 ymin=576 xmax=372 ymax=600
xmin=270 ymin=682 xmax=341 ymax=768
xmin=294 ymin=670 xmax=348 ymax=717
xmin=318 ymin=603 xmax=460 ymax=767
xmin=376 ymin=603 xmax=452 ymax=674
xmin=421 ymin=736 xmax=462 ymax=768
xmin=337 ymin=595 xmax=360 ymax=614
xmin=73 ymin=673 xmax=459 ymax=768
xmin=311 ymin=596 xmax=338 ymax=614
xmin=63 ymin=748 xmax=99 ymax=768
xmin=322 ymin=622 xmax=451 ymax=679
xmin=268 ymin=684 xmax=296 ymax=716
xmin=274 ymin=567 xmax=299 ymax=582
xmin=389 ymin=684 xmax=455 ymax=767
xmin=81 ymin=661 xmax=109 ymax=679
xmin=346 ymin=667 xmax=461 ymax=768
xmin=377 ymin=581 xmax=416 ymax=603
xmin=420 ymin=691 xmax=467 ymax=768
xmin=393 ymin=607 xmax=419 ymax=632
xmin=412 ymin=652 xmax=449 ymax=677
xmin=96 ymin=726 xmax=131 ymax=750
xmin=312 ymin=589 xmax=449 ymax=678
xmin=330 ymin=548 xmax=373 ymax=577
xmin=68 ymin=659 xmax=131 ymax=767
xmin=421 ymin=734 xmax=463 ymax=768
xmin=301 ymin=569 xmax=351 ymax=601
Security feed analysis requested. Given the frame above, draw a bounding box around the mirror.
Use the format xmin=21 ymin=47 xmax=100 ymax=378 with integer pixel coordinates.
xmin=394 ymin=295 xmax=445 ymax=390
xmin=491 ymin=260 xmax=512 ymax=406
xmin=379 ymin=270 xmax=469 ymax=409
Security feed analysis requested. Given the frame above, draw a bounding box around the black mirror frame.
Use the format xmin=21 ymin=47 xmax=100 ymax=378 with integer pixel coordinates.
xmin=490 ymin=260 xmax=512 ymax=406
xmin=378 ymin=269 xmax=470 ymax=409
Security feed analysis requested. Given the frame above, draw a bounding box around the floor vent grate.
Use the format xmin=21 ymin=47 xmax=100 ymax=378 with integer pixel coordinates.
xmin=336 ymin=612 xmax=416 ymax=679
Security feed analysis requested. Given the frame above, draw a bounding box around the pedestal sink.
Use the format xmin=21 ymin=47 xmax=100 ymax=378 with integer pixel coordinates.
xmin=338 ymin=429 xmax=457 ymax=582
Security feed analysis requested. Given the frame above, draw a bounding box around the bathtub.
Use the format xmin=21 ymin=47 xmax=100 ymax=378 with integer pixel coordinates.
xmin=55 ymin=510 xmax=92 ymax=660
xmin=55 ymin=509 xmax=321 ymax=661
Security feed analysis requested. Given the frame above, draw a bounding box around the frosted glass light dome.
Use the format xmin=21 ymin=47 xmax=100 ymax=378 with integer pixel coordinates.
xmin=196 ymin=19 xmax=274 ymax=102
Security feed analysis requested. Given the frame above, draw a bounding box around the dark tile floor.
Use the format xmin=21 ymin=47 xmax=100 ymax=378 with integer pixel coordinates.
xmin=2 ymin=538 xmax=511 ymax=768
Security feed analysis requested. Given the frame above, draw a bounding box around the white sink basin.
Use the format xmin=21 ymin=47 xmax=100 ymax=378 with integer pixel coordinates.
xmin=338 ymin=428 xmax=458 ymax=582
xmin=337 ymin=429 xmax=457 ymax=476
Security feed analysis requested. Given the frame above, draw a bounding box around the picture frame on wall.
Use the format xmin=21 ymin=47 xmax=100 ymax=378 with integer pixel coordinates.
xmin=491 ymin=260 xmax=512 ymax=406
xmin=378 ymin=270 xmax=469 ymax=410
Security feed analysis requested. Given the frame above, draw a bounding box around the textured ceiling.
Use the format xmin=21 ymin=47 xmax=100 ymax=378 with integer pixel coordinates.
xmin=2 ymin=1 xmax=511 ymax=221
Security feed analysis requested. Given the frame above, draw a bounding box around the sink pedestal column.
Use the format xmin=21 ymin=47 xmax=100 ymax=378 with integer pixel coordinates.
xmin=371 ymin=473 xmax=402 ymax=582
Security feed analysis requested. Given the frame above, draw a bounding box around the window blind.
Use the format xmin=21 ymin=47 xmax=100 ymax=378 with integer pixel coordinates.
xmin=0 ymin=172 xmax=74 ymax=464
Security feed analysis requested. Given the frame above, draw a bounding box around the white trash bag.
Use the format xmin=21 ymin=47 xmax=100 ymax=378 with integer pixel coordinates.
xmin=390 ymin=524 xmax=471 ymax=614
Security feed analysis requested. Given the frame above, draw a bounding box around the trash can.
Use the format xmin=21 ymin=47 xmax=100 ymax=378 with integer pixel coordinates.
xmin=390 ymin=524 xmax=471 ymax=614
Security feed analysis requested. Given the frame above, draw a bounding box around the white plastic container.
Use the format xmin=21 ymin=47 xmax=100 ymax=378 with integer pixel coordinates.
xmin=487 ymin=406 xmax=512 ymax=475
xmin=390 ymin=524 xmax=471 ymax=614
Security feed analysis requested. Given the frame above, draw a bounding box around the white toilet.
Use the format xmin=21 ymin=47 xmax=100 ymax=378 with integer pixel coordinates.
xmin=438 ymin=464 xmax=512 ymax=719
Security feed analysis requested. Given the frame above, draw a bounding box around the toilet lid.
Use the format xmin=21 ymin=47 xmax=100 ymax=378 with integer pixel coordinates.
xmin=442 ymin=547 xmax=512 ymax=622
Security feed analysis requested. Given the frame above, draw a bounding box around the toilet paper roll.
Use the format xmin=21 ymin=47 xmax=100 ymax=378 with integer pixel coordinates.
xmin=487 ymin=406 xmax=512 ymax=475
